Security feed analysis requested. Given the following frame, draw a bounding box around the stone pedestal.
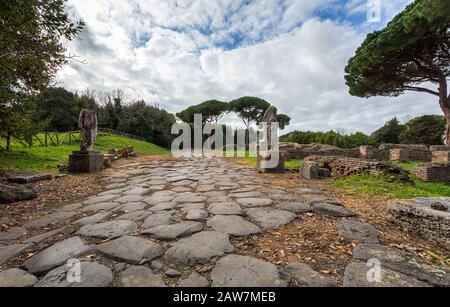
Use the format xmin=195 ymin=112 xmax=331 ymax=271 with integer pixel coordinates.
xmin=257 ymin=151 xmax=285 ymax=173
xmin=300 ymin=161 xmax=320 ymax=180
xmin=69 ymin=151 xmax=104 ymax=173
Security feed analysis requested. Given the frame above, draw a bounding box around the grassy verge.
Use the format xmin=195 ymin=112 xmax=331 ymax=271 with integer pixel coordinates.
xmin=0 ymin=134 xmax=169 ymax=173
xmin=226 ymin=150 xmax=303 ymax=171
xmin=331 ymin=172 xmax=450 ymax=199
xmin=392 ymin=160 xmax=424 ymax=172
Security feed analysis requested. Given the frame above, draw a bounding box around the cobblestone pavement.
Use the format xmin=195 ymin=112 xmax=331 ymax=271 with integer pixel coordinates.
xmin=0 ymin=158 xmax=449 ymax=287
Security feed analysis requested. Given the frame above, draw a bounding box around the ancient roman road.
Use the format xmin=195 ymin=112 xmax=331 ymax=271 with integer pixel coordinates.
xmin=0 ymin=158 xmax=448 ymax=287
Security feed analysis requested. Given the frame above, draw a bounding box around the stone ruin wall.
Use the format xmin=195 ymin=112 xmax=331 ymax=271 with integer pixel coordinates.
xmin=279 ymin=143 xmax=360 ymax=161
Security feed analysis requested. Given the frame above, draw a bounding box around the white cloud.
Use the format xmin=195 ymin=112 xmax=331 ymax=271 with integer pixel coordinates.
xmin=58 ymin=0 xmax=443 ymax=135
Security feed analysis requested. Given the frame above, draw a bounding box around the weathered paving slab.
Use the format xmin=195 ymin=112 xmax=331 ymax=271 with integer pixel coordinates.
xmin=172 ymin=193 xmax=207 ymax=204
xmin=114 ymin=202 xmax=147 ymax=213
xmin=25 ymin=212 xmax=77 ymax=229
xmin=343 ymin=261 xmax=429 ymax=287
xmin=0 ymin=243 xmax=34 ymax=265
xmin=84 ymin=194 xmax=119 ymax=205
xmin=8 ymin=174 xmax=52 ymax=184
xmin=186 ymin=209 xmax=208 ymax=221
xmin=211 ymin=255 xmax=287 ymax=287
xmin=0 ymin=227 xmax=26 ymax=244
xmin=118 ymin=266 xmax=166 ymax=287
xmin=97 ymin=236 xmax=162 ymax=264
xmin=207 ymin=215 xmax=261 ymax=236
xmin=276 ymin=202 xmax=312 ymax=214
xmin=178 ymin=272 xmax=210 ymax=287
xmin=236 ymin=198 xmax=273 ymax=208
xmin=82 ymin=202 xmax=121 ymax=213
xmin=149 ymin=202 xmax=177 ymax=212
xmin=286 ymin=263 xmax=338 ymax=287
xmin=35 ymin=262 xmax=113 ymax=287
xmin=76 ymin=211 xmax=113 ymax=226
xmin=22 ymin=227 xmax=67 ymax=244
xmin=23 ymin=237 xmax=92 ymax=274
xmin=143 ymin=221 xmax=203 ymax=241
xmin=116 ymin=210 xmax=152 ymax=222
xmin=142 ymin=211 xmax=181 ymax=229
xmin=335 ymin=220 xmax=379 ymax=243
xmin=208 ymin=202 xmax=242 ymax=215
xmin=246 ymin=208 xmax=296 ymax=229
xmin=352 ymin=244 xmax=450 ymax=287
xmin=165 ymin=231 xmax=234 ymax=266
xmin=0 ymin=268 xmax=38 ymax=287
xmin=77 ymin=220 xmax=138 ymax=239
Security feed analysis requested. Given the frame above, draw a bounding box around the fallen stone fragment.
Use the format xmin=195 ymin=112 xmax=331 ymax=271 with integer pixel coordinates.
xmin=118 ymin=266 xmax=166 ymax=287
xmin=276 ymin=202 xmax=311 ymax=214
xmin=236 ymin=198 xmax=273 ymax=208
xmin=312 ymin=203 xmax=356 ymax=217
xmin=35 ymin=262 xmax=113 ymax=287
xmin=0 ymin=268 xmax=38 ymax=287
xmin=7 ymin=174 xmax=52 ymax=184
xmin=165 ymin=269 xmax=182 ymax=277
xmin=343 ymin=261 xmax=429 ymax=287
xmin=211 ymin=255 xmax=287 ymax=287
xmin=286 ymin=263 xmax=338 ymax=287
xmin=352 ymin=244 xmax=450 ymax=287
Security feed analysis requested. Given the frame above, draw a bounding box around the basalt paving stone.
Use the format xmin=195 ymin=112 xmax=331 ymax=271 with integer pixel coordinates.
xmin=343 ymin=261 xmax=429 ymax=287
xmin=115 ymin=195 xmax=146 ymax=204
xmin=61 ymin=203 xmax=84 ymax=212
xmin=84 ymin=194 xmax=119 ymax=205
xmin=97 ymin=236 xmax=162 ymax=264
xmin=25 ymin=212 xmax=77 ymax=229
xmin=186 ymin=210 xmax=208 ymax=221
xmin=0 ymin=268 xmax=38 ymax=287
xmin=286 ymin=263 xmax=338 ymax=287
xmin=245 ymin=208 xmax=297 ymax=229
xmin=172 ymin=194 xmax=207 ymax=204
xmin=116 ymin=210 xmax=152 ymax=222
xmin=0 ymin=227 xmax=27 ymax=244
xmin=22 ymin=227 xmax=67 ymax=244
xmin=142 ymin=212 xmax=181 ymax=229
xmin=0 ymin=243 xmax=34 ymax=266
xmin=123 ymin=187 xmax=151 ymax=196
xmin=178 ymin=272 xmax=210 ymax=287
xmin=118 ymin=266 xmax=166 ymax=287
xmin=171 ymin=187 xmax=192 ymax=193
xmin=143 ymin=221 xmax=204 ymax=241
xmin=208 ymin=202 xmax=243 ymax=216
xmin=177 ymin=203 xmax=206 ymax=212
xmin=236 ymin=198 xmax=273 ymax=208
xmin=207 ymin=215 xmax=261 ymax=236
xmin=207 ymin=196 xmax=231 ymax=204
xmin=82 ymin=202 xmax=122 ymax=213
xmin=211 ymin=255 xmax=287 ymax=287
xmin=23 ymin=237 xmax=92 ymax=274
xmin=276 ymin=202 xmax=312 ymax=214
xmin=114 ymin=202 xmax=148 ymax=213
xmin=75 ymin=211 xmax=113 ymax=226
xmin=148 ymin=202 xmax=177 ymax=212
xmin=165 ymin=268 xmax=182 ymax=277
xmin=165 ymin=231 xmax=234 ymax=266
xmin=335 ymin=220 xmax=380 ymax=243
xmin=143 ymin=191 xmax=176 ymax=205
xmin=35 ymin=262 xmax=113 ymax=287
xmin=229 ymin=192 xmax=262 ymax=198
xmin=77 ymin=220 xmax=138 ymax=239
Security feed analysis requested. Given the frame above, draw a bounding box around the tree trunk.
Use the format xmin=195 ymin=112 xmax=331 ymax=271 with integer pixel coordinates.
xmin=6 ymin=133 xmax=10 ymax=151
xmin=438 ymin=75 xmax=450 ymax=145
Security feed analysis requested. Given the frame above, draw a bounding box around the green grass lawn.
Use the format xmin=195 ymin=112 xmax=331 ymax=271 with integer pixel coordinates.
xmin=227 ymin=150 xmax=303 ymax=171
xmin=392 ymin=160 xmax=424 ymax=172
xmin=331 ymin=172 xmax=450 ymax=199
xmin=0 ymin=133 xmax=169 ymax=173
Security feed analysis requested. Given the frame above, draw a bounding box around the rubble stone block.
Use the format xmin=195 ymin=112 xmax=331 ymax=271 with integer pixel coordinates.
xmin=432 ymin=151 xmax=450 ymax=165
xmin=413 ymin=163 xmax=450 ymax=183
xmin=300 ymin=161 xmax=319 ymax=180
xmin=389 ymin=149 xmax=409 ymax=162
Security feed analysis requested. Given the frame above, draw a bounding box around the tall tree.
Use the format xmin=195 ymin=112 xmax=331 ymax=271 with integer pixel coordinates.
xmin=0 ymin=0 xmax=84 ymax=147
xmin=345 ymin=0 xmax=450 ymax=144
xmin=176 ymin=100 xmax=229 ymax=125
xmin=370 ymin=118 xmax=406 ymax=145
xmin=229 ymin=97 xmax=270 ymax=130
xmin=400 ymin=115 xmax=446 ymax=145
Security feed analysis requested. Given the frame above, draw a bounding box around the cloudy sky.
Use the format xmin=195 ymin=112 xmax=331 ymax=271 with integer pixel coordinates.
xmin=59 ymin=0 xmax=442 ymax=134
